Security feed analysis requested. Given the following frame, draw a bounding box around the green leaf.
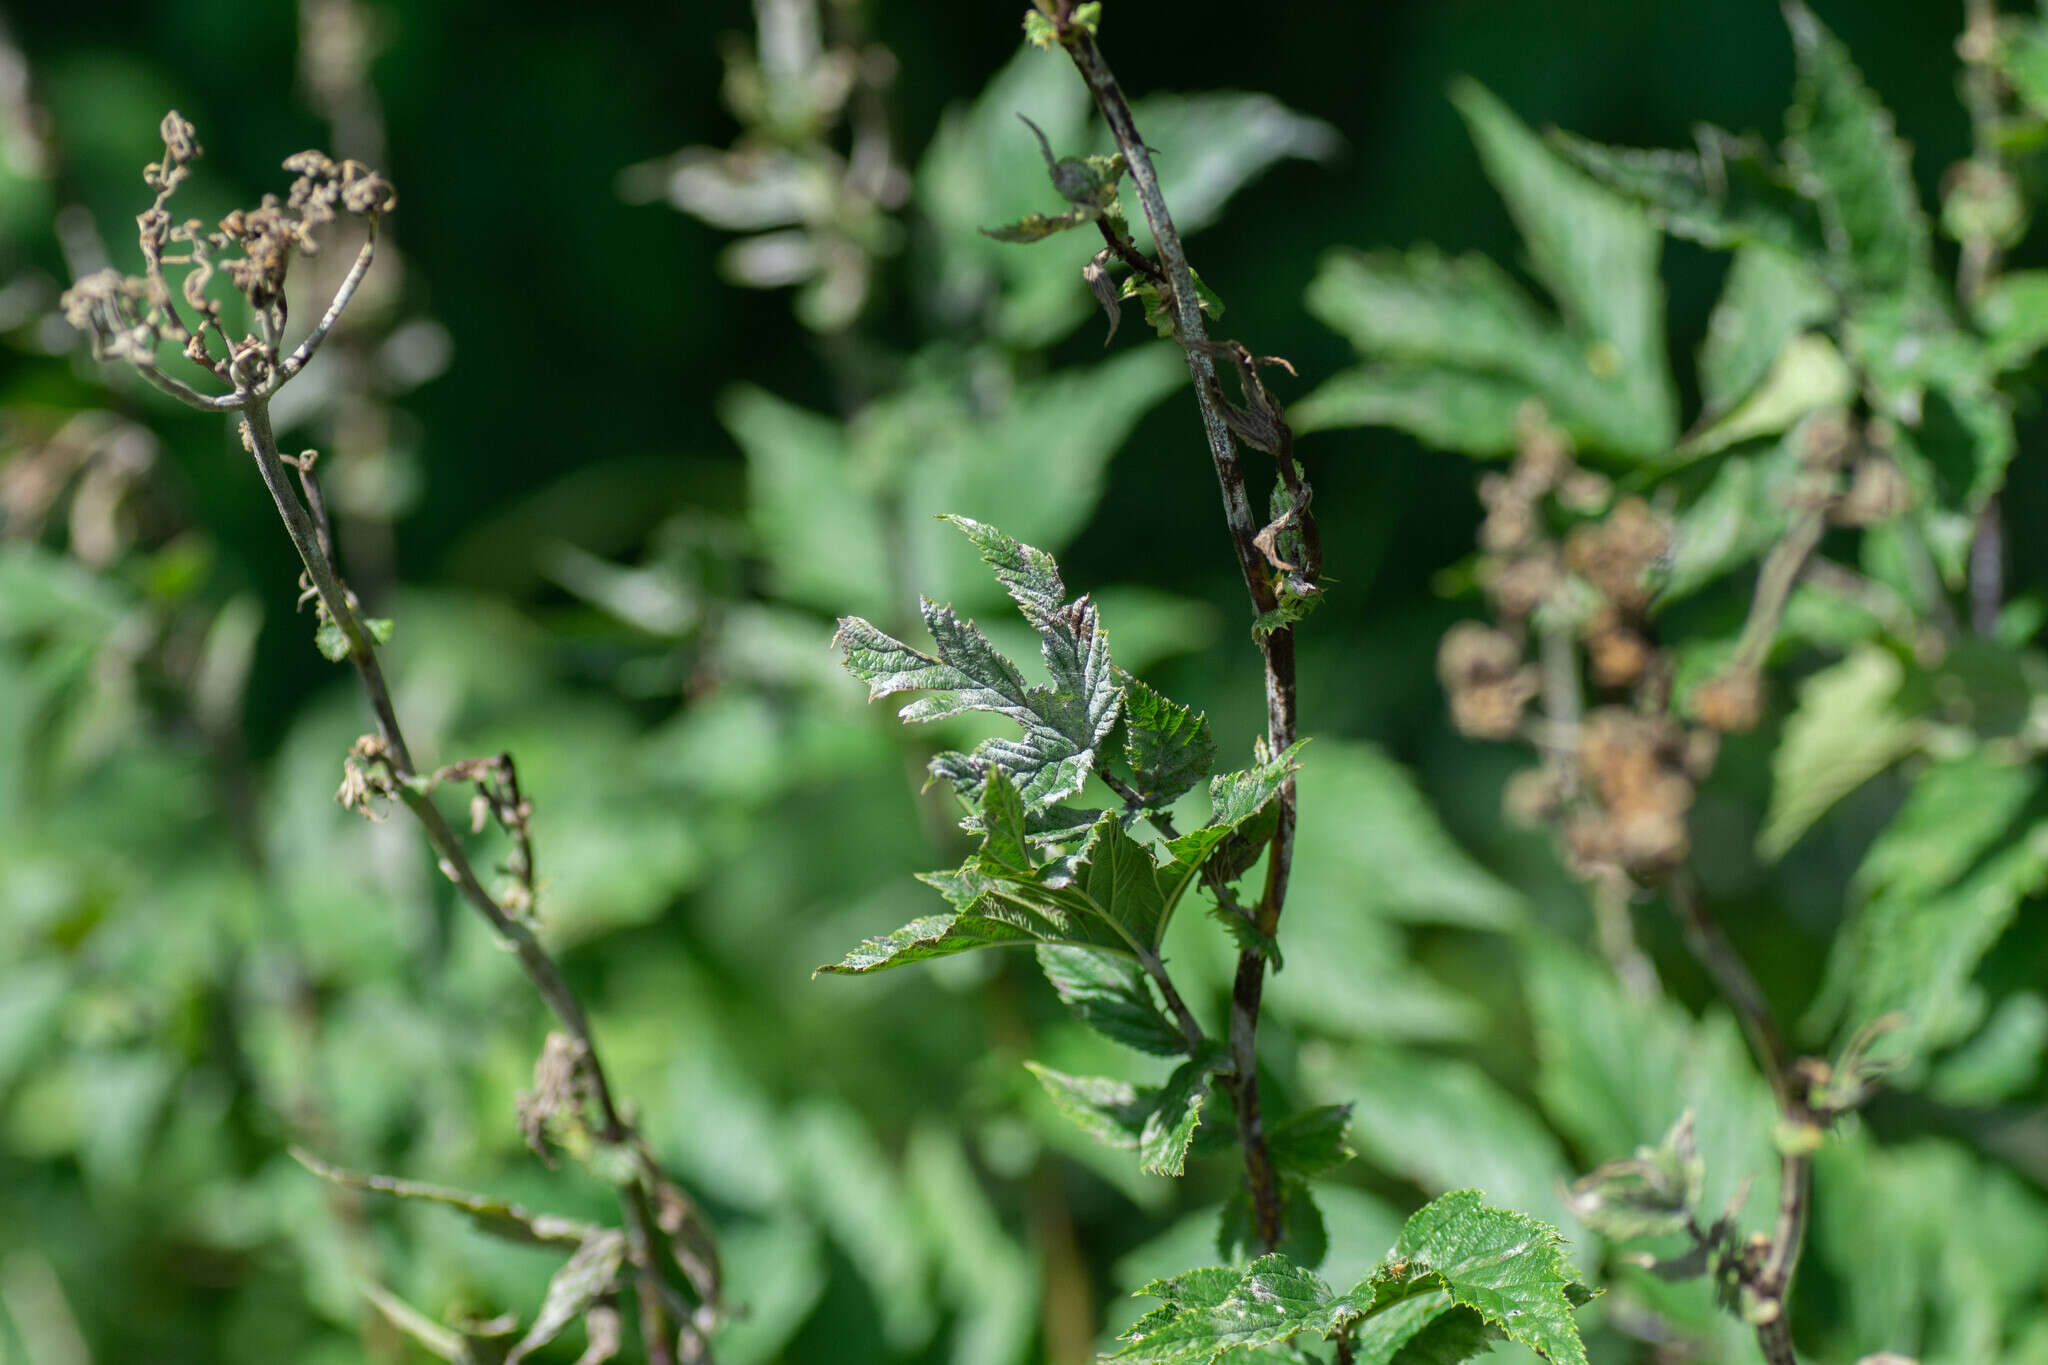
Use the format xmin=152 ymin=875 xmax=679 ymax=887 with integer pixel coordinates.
xmin=1159 ymin=739 xmax=1306 ymax=917
xmin=1662 ymin=426 xmax=1807 ymax=604
xmin=506 ymin=1231 xmax=628 ymax=1364
xmin=1142 ymin=1055 xmax=1219 ymax=1178
xmin=1026 ymin=1047 xmax=1221 ymax=1176
xmin=1266 ymin=1105 xmax=1355 ymax=1179
xmin=1781 ymin=0 xmax=1940 ymax=305
xmin=1111 ymin=1255 xmax=1336 ymax=1363
xmin=1110 ymin=1192 xmax=1590 ymax=1365
xmin=1025 ymin=1063 xmax=1154 ymax=1149
xmin=1758 ymin=643 xmax=1924 ymax=860
xmin=1549 ymin=124 xmax=1825 ymax=257
xmin=313 ymin=618 xmax=349 ymax=662
xmin=835 ymin=522 xmax=1123 ymax=813
xmin=1036 ymin=945 xmax=1185 ymax=1056
xmin=1117 ymin=675 xmax=1216 ymax=809
xmin=1698 ymin=245 xmax=1838 ymax=414
xmin=1675 ymin=332 xmax=1852 ymax=459
xmin=1811 ymin=750 xmax=2048 ymax=1071
xmin=1564 ymin=1112 xmax=1705 ymax=1243
xmin=1063 ymin=814 xmax=1171 ymax=948
xmin=1926 ymin=993 xmax=2048 ymax=1107
xmin=1524 ymin=940 xmax=1780 ymax=1263
xmin=1291 ymin=363 xmax=1531 ymax=454
xmin=1973 ymin=268 xmax=2048 ymax=372
xmin=1119 ymin=267 xmax=1224 ymax=339
xmin=725 ymin=383 xmax=893 ymax=618
xmin=1284 ymin=743 xmax=1522 ymax=931
xmin=815 ymin=910 xmax=1049 ymax=975
xmin=1380 ymin=1190 xmax=1590 ymax=1365
xmin=1450 ymin=78 xmax=1678 ymax=455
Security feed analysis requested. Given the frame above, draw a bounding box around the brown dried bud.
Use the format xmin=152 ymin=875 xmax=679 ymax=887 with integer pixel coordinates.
xmin=1478 ymin=472 xmax=1537 ymax=554
xmin=1566 ymin=497 xmax=1669 ymax=613
xmin=1691 ymin=668 xmax=1763 ymax=734
xmin=1485 ymin=549 xmax=1561 ymax=621
xmin=1585 ymin=606 xmax=1653 ymax=689
xmin=1575 ymin=708 xmax=1695 ymax=874
xmin=1503 ymin=767 xmax=1565 ymax=828
xmin=1438 ymin=621 xmax=1537 ymax=740
xmin=1511 ymin=400 xmax=1571 ymax=493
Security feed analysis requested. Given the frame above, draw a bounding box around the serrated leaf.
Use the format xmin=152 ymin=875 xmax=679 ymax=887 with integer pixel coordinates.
xmin=1159 ymin=739 xmax=1307 ymax=917
xmin=1810 ymin=750 xmax=2048 ymax=1071
xmin=1036 ymin=945 xmax=1185 ymax=1056
xmin=1549 ymin=124 xmax=1825 ymax=257
xmin=815 ymin=909 xmax=1054 ymax=974
xmin=1026 ymin=1048 xmax=1221 ymax=1176
xmin=1111 ymin=1253 xmax=1337 ymax=1363
xmin=1379 ymin=1190 xmax=1590 ymax=1365
xmin=1450 ymin=78 xmax=1678 ymax=455
xmin=506 ymin=1231 xmax=628 ymax=1364
xmin=1111 ymin=1193 xmax=1589 ymax=1365
xmin=1759 ymin=643 xmax=1924 ymax=860
xmin=1362 ymin=1301 xmax=1490 ymax=1365
xmin=1026 ymin=1064 xmax=1152 ymax=1149
xmin=1291 ymin=363 xmax=1531 ymax=454
xmin=1142 ymin=1055 xmax=1220 ymax=1177
xmin=1119 ymin=675 xmax=1215 ymax=808
xmin=1266 ymin=1105 xmax=1355 ymax=1179
xmin=835 ymin=523 xmax=1123 ymax=814
xmin=1782 ymin=0 xmax=1940 ymax=305
xmin=1699 ymin=245 xmax=1838 ymax=415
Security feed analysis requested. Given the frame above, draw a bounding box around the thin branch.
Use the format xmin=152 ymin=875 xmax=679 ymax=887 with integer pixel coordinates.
xmin=271 ymin=222 xmax=379 ymax=388
xmin=1730 ymin=500 xmax=1827 ymax=678
xmin=238 ymin=391 xmax=706 ymax=1364
xmin=1133 ymin=944 xmax=1209 ymax=1054
xmin=132 ymin=360 xmax=246 ymax=412
xmin=1057 ymin=14 xmax=1297 ymax=1253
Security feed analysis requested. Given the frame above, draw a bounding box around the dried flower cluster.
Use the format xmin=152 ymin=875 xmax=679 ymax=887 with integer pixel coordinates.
xmin=60 ymin=111 xmax=393 ymax=403
xmin=1436 ymin=404 xmax=1729 ymax=878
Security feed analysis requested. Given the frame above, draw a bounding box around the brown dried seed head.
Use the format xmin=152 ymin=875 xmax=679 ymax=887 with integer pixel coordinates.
xmin=1691 ymin=668 xmax=1763 ymax=733
xmin=1485 ymin=549 xmax=1561 ymax=620
xmin=1585 ymin=607 xmax=1652 ymax=689
xmin=1438 ymin=622 xmax=1537 ymax=740
xmin=1566 ymin=496 xmax=1668 ymax=612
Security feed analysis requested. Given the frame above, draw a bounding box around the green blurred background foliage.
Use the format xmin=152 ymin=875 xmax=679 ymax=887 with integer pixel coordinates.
xmin=2 ymin=1 xmax=2046 ymax=1362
